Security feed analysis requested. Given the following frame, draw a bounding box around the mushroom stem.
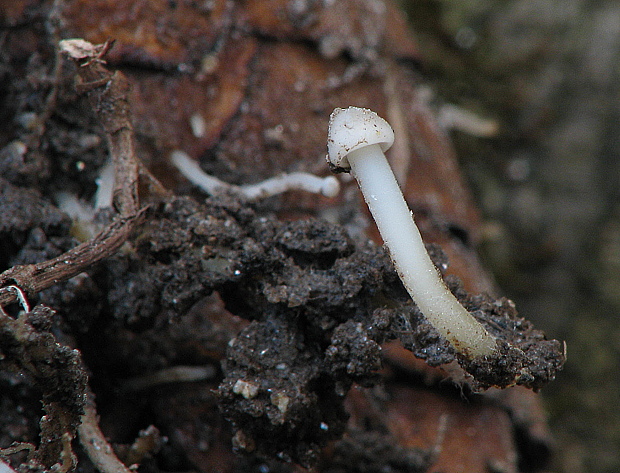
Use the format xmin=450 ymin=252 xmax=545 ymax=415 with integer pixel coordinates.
xmin=327 ymin=107 xmax=496 ymax=358
xmin=349 ymin=144 xmax=496 ymax=357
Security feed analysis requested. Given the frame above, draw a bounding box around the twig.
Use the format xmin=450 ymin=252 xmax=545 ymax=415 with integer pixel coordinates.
xmin=0 ymin=442 xmax=36 ymax=471
xmin=0 ymin=39 xmax=158 ymax=307
xmin=0 ymin=286 xmax=30 ymax=314
xmin=78 ymin=392 xmax=132 ymax=473
xmin=60 ymin=39 xmax=139 ymax=216
xmin=0 ymin=38 xmax=170 ymax=472
xmin=0 ymin=211 xmax=146 ymax=307
xmin=0 ymin=443 xmax=35 ymax=458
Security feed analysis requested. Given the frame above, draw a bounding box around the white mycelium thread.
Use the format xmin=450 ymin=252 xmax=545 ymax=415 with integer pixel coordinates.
xmin=171 ymin=150 xmax=339 ymax=200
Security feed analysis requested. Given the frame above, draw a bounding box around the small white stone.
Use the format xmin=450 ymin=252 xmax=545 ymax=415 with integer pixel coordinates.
xmin=233 ymin=379 xmax=259 ymax=399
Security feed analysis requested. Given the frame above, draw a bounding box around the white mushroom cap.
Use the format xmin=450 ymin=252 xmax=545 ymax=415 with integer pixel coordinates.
xmin=327 ymin=106 xmax=395 ymax=170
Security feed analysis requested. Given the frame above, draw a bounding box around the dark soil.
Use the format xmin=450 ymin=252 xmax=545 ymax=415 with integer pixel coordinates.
xmin=1 ymin=184 xmax=564 ymax=468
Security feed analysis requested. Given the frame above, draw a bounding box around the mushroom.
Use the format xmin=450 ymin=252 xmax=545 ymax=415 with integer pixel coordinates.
xmin=327 ymin=106 xmax=497 ymax=358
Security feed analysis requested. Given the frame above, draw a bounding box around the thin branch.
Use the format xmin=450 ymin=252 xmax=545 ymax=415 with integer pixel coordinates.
xmin=0 ymin=211 xmax=146 ymax=306
xmin=61 ymin=40 xmax=139 ymax=216
xmin=78 ymin=392 xmax=132 ymax=473
xmin=0 ymin=39 xmax=158 ymax=307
